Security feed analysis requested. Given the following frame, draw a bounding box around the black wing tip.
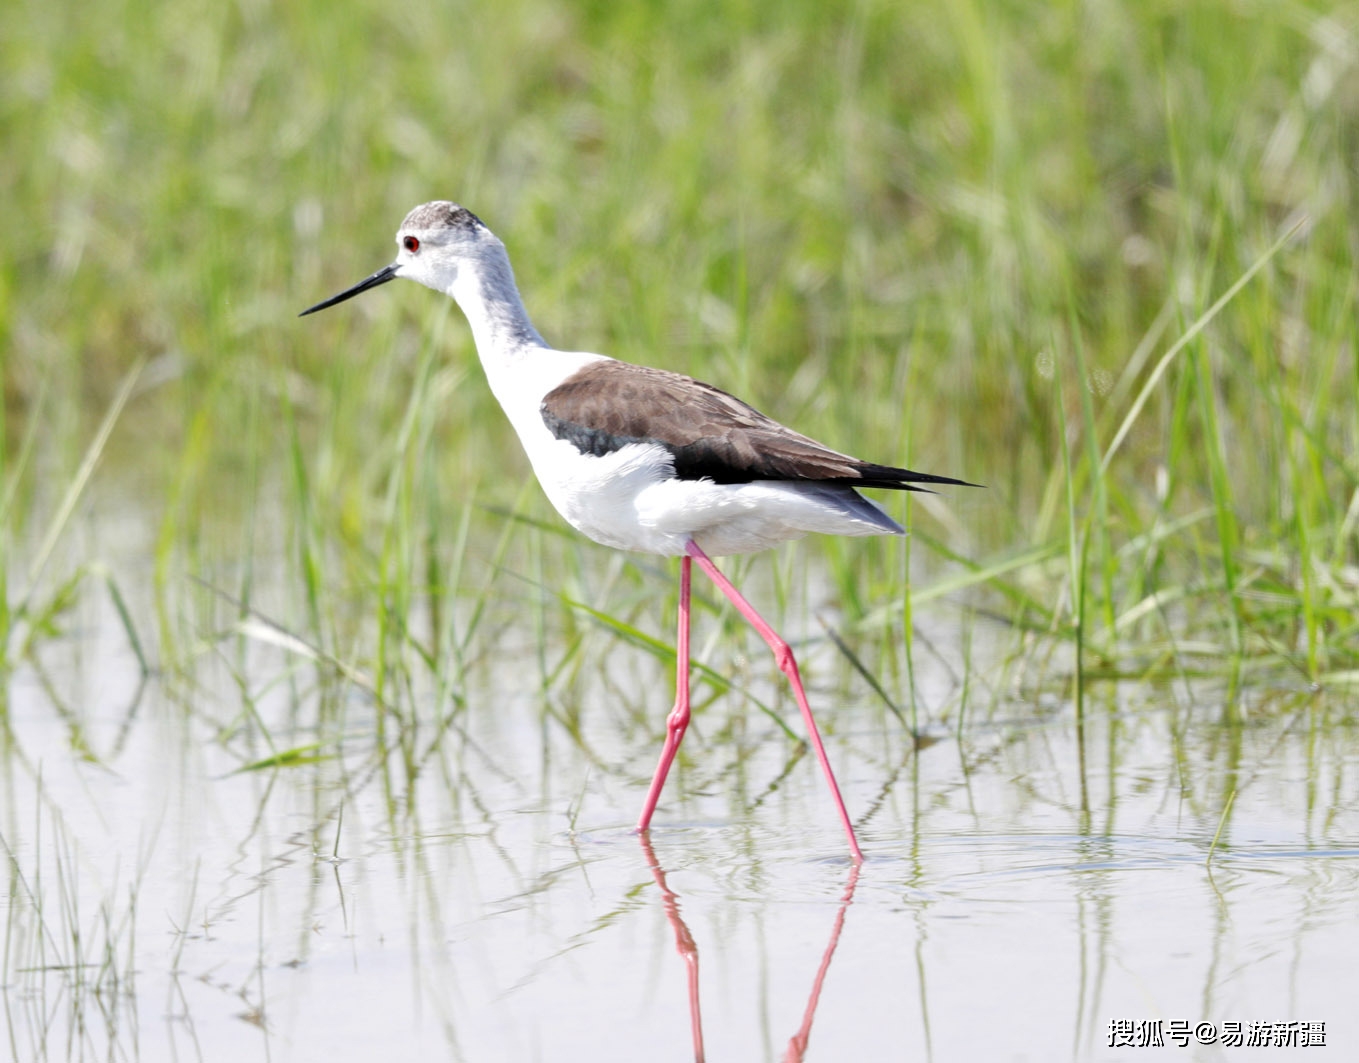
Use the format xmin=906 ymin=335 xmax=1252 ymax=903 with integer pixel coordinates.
xmin=853 ymin=464 xmax=984 ymax=491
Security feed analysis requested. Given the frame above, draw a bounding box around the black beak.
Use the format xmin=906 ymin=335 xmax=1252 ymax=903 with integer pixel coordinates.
xmin=299 ymin=262 xmax=402 ymax=317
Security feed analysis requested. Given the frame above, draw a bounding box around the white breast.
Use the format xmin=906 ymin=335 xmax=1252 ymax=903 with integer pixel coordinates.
xmin=479 ymin=349 xmax=684 ymax=552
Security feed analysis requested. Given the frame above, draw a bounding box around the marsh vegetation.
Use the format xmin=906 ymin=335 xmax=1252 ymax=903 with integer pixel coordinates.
xmin=3 ymin=0 xmax=1357 ymax=1058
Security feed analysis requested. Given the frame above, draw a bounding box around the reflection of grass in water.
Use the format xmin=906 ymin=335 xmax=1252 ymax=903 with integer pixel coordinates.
xmin=1 ymin=784 xmax=145 ymax=1057
xmin=2 ymin=0 xmax=1357 ymax=770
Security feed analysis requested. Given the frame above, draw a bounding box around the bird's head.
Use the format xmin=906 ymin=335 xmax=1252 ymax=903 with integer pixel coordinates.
xmin=299 ymin=200 xmax=499 ymax=317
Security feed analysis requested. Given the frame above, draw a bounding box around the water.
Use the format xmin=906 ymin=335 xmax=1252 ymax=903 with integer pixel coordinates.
xmin=3 ymin=544 xmax=1357 ymax=1061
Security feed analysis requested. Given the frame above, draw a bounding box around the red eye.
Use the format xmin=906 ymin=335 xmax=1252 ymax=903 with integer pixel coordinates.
xmin=403 ymin=235 xmax=420 ymax=252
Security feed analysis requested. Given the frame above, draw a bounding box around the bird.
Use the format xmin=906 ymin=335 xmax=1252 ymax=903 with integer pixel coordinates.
xmin=301 ymin=201 xmax=973 ymax=863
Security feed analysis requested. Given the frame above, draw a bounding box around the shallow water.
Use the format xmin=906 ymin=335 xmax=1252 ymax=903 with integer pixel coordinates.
xmin=3 ymin=550 xmax=1357 ymax=1062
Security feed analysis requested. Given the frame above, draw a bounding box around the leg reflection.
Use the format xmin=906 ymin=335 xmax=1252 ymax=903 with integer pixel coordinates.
xmin=783 ymin=862 xmax=861 ymax=1062
xmin=639 ymin=833 xmax=705 ymax=1063
xmin=637 ymin=835 xmax=863 ymax=1063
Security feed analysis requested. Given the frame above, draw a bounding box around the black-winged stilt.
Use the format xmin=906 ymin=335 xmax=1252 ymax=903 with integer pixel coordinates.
xmin=301 ymin=201 xmax=973 ymax=863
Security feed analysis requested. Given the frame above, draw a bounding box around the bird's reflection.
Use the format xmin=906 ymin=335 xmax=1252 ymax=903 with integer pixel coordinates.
xmin=639 ymin=834 xmax=706 ymax=1061
xmin=782 ymin=859 xmax=860 ymax=1061
xmin=638 ymin=834 xmax=861 ymax=1063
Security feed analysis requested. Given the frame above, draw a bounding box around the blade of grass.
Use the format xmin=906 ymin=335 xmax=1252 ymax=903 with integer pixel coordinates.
xmin=1099 ymin=216 xmax=1308 ymax=475
xmin=1205 ymin=788 xmax=1237 ymax=867
xmin=21 ymin=357 xmax=146 ymax=611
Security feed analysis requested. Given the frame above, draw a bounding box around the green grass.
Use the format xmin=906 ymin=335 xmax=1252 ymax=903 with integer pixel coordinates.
xmin=2 ymin=0 xmax=1357 ymax=751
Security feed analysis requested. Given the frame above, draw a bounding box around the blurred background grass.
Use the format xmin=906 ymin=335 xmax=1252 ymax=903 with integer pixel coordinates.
xmin=2 ymin=0 xmax=1357 ymax=715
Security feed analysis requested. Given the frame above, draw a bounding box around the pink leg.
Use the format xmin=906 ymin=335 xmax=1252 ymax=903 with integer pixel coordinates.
xmin=685 ymin=541 xmax=865 ymax=864
xmin=637 ymin=554 xmax=692 ymax=833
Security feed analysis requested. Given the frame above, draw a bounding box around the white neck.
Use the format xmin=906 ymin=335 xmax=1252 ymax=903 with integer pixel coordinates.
xmin=448 ymin=244 xmax=547 ymax=360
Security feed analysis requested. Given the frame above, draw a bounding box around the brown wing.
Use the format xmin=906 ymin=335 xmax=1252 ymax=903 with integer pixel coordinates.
xmin=540 ymin=360 xmax=971 ymax=490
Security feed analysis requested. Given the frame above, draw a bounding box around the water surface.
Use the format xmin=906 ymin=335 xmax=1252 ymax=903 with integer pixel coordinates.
xmin=3 ymin=542 xmax=1356 ymax=1062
